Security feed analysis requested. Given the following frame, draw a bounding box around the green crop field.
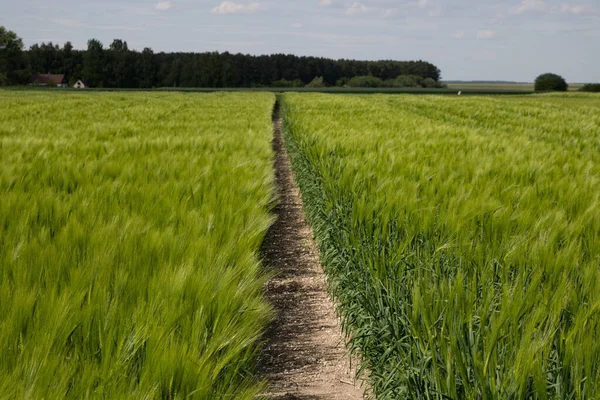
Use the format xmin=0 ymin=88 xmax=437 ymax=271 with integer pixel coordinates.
xmin=446 ymin=83 xmax=585 ymax=92
xmin=3 ymin=89 xmax=600 ymax=399
xmin=0 ymin=91 xmax=276 ymax=398
xmin=282 ymin=93 xmax=600 ymax=399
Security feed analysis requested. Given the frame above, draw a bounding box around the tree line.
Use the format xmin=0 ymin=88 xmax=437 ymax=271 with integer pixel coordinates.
xmin=1 ymin=26 xmax=442 ymax=88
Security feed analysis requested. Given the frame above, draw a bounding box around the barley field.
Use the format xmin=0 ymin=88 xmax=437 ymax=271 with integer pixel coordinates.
xmin=0 ymin=92 xmax=276 ymax=398
xmin=3 ymin=89 xmax=600 ymax=399
xmin=282 ymin=93 xmax=600 ymax=399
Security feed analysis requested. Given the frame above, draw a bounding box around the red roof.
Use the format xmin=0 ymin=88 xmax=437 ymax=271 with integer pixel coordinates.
xmin=29 ymin=74 xmax=66 ymax=85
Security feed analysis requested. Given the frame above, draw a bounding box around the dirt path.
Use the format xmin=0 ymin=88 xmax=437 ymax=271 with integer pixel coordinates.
xmin=257 ymin=102 xmax=364 ymax=400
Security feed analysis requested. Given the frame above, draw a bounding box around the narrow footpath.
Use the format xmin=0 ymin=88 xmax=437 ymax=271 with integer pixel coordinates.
xmin=257 ymin=102 xmax=364 ymax=400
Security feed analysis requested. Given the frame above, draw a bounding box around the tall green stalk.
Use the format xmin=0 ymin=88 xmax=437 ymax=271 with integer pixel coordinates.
xmin=0 ymin=91 xmax=276 ymax=399
xmin=281 ymin=93 xmax=600 ymax=399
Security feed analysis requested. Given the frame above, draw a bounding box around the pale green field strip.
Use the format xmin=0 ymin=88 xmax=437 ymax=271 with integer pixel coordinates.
xmin=446 ymin=83 xmax=585 ymax=92
xmin=282 ymin=93 xmax=600 ymax=399
xmin=0 ymin=92 xmax=276 ymax=398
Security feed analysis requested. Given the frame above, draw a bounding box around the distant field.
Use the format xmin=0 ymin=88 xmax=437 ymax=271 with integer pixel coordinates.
xmin=0 ymin=91 xmax=276 ymax=399
xmin=282 ymin=92 xmax=600 ymax=398
xmin=1 ymin=86 xmax=534 ymax=95
xmin=447 ymin=82 xmax=585 ymax=91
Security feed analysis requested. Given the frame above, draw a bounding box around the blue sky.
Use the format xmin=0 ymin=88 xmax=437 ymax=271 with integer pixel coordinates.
xmin=2 ymin=0 xmax=599 ymax=82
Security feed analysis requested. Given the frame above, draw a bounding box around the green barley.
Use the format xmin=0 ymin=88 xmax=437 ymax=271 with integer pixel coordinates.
xmin=282 ymin=93 xmax=600 ymax=399
xmin=0 ymin=91 xmax=276 ymax=399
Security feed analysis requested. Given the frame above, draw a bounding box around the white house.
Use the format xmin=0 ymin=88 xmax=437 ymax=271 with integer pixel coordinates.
xmin=73 ymin=80 xmax=88 ymax=89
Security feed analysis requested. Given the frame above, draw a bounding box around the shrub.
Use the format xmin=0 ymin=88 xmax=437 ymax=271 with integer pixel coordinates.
xmin=306 ymin=76 xmax=326 ymax=88
xmin=347 ymin=75 xmax=383 ymax=88
xmin=271 ymin=78 xmax=304 ymax=88
xmin=535 ymin=73 xmax=568 ymax=92
xmin=422 ymin=78 xmax=439 ymax=88
xmin=393 ymin=75 xmax=421 ymax=87
xmin=336 ymin=77 xmax=350 ymax=87
xmin=579 ymin=83 xmax=600 ymax=92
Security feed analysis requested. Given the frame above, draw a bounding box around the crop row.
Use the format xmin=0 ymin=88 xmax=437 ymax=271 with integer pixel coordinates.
xmin=0 ymin=92 xmax=276 ymax=398
xmin=281 ymin=93 xmax=600 ymax=399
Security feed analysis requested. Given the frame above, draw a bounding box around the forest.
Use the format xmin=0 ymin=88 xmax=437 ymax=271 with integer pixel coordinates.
xmin=1 ymin=26 xmax=442 ymax=88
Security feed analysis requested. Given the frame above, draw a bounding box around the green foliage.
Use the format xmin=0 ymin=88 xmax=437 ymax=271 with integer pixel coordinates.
xmin=282 ymin=93 xmax=600 ymax=399
xmin=271 ymin=78 xmax=304 ymax=87
xmin=579 ymin=83 xmax=600 ymax=92
xmin=5 ymin=24 xmax=443 ymax=88
xmin=306 ymin=76 xmax=326 ymax=87
xmin=422 ymin=77 xmax=446 ymax=88
xmin=82 ymin=39 xmax=105 ymax=88
xmin=15 ymin=29 xmax=442 ymax=88
xmin=336 ymin=77 xmax=350 ymax=87
xmin=347 ymin=75 xmax=383 ymax=88
xmin=0 ymin=26 xmax=26 ymax=85
xmin=534 ymin=73 xmax=568 ymax=92
xmin=0 ymin=91 xmax=276 ymax=398
xmin=346 ymin=75 xmax=445 ymax=89
xmin=392 ymin=74 xmax=422 ymax=87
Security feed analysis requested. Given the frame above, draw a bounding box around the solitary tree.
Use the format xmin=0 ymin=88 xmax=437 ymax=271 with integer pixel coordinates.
xmin=534 ymin=73 xmax=568 ymax=92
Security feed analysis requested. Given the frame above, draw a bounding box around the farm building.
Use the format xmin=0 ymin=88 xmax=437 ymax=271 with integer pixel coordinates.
xmin=29 ymin=74 xmax=67 ymax=88
xmin=73 ymin=80 xmax=88 ymax=89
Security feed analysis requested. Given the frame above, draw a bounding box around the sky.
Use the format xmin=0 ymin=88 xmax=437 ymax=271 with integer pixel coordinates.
xmin=1 ymin=0 xmax=599 ymax=82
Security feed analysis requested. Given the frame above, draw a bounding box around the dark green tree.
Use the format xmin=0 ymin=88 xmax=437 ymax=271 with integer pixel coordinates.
xmin=83 ymin=39 xmax=105 ymax=87
xmin=17 ymin=25 xmax=445 ymax=89
xmin=107 ymin=39 xmax=132 ymax=88
xmin=579 ymin=83 xmax=600 ymax=92
xmin=138 ymin=47 xmax=156 ymax=88
xmin=61 ymin=41 xmax=82 ymax=80
xmin=0 ymin=26 xmax=27 ymax=85
xmin=534 ymin=73 xmax=568 ymax=92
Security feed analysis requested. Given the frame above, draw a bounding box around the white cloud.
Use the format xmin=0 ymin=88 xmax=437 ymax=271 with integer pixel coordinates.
xmin=477 ymin=30 xmax=496 ymax=39
xmin=211 ymin=1 xmax=262 ymax=14
xmin=346 ymin=2 xmax=376 ymax=15
xmin=513 ymin=0 xmax=594 ymax=15
xmin=514 ymin=0 xmax=547 ymax=14
xmin=292 ymin=23 xmax=304 ymax=28
xmin=345 ymin=2 xmax=400 ymax=17
xmin=559 ymin=4 xmax=594 ymax=14
xmin=155 ymin=1 xmax=172 ymax=11
xmin=343 ymin=0 xmax=439 ymax=18
xmin=453 ymin=31 xmax=465 ymax=39
xmin=319 ymin=0 xmax=333 ymax=6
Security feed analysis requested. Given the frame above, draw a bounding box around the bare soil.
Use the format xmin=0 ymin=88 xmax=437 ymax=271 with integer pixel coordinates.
xmin=257 ymin=103 xmax=365 ymax=400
